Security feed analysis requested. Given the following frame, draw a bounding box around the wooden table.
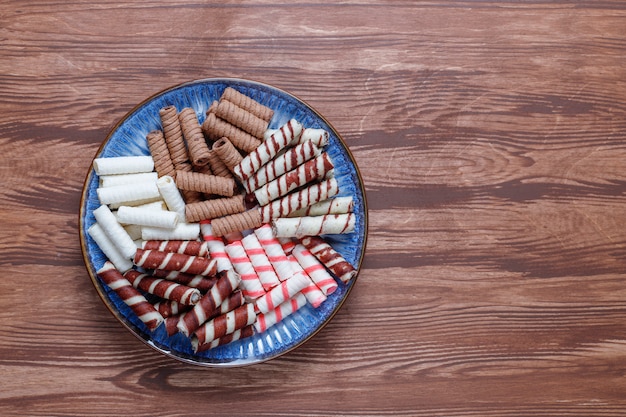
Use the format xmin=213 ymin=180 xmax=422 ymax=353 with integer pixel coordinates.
xmin=2 ymin=1 xmax=626 ymax=415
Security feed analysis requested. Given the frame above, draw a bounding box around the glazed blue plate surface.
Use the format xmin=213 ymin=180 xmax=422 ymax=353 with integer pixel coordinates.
xmin=79 ymin=78 xmax=367 ymax=367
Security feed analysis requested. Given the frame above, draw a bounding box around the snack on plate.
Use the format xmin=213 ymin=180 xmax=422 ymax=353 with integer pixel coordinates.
xmin=221 ymin=87 xmax=274 ymax=122
xmin=179 ymin=107 xmax=211 ymax=168
xmin=93 ymin=204 xmax=138 ymax=259
xmin=296 ymin=127 xmax=330 ymax=147
xmin=287 ymin=254 xmax=327 ymax=308
xmin=123 ymin=269 xmax=202 ymax=306
xmin=254 ymin=292 xmax=307 ymax=333
xmin=151 ymin=269 xmax=217 ymax=292
xmin=210 ymin=209 xmax=262 ymax=237
xmin=191 ymin=303 xmax=256 ymax=351
xmin=159 ymin=106 xmax=188 ymax=167
xmin=259 ymin=178 xmax=339 ymax=223
xmin=185 ymin=195 xmax=246 ymax=223
xmin=116 ymin=205 xmax=179 ymax=229
xmin=292 ymin=244 xmax=338 ymax=296
xmin=142 ymin=240 xmax=209 ymax=257
xmin=88 ymin=223 xmax=134 ymax=272
xmin=212 ymin=137 xmax=243 ymax=173
xmin=146 ymin=130 xmax=176 ymax=178
xmin=300 ymin=235 xmax=357 ymax=283
xmin=100 ymin=172 xmax=159 ymax=188
xmin=133 ymin=249 xmax=217 ymax=276
xmin=195 ymin=325 xmax=255 ymax=352
xmin=96 ymin=180 xmax=161 ymax=207
xmin=200 ymin=220 xmax=232 ymax=272
xmin=224 ymin=240 xmax=266 ymax=301
xmin=288 ymin=196 xmax=354 ymax=218
xmin=93 ymin=155 xmax=154 ymax=176
xmin=153 ymin=300 xmax=191 ymax=318
xmin=241 ymin=233 xmax=281 ymax=291
xmin=253 ymin=272 xmax=311 ymax=314
xmin=205 ymin=148 xmax=232 ymax=178
xmin=254 ymin=224 xmax=296 ymax=282
xmin=156 ymin=175 xmax=186 ymax=221
xmin=214 ymin=99 xmax=269 ymax=139
xmin=175 ymin=171 xmax=235 ymax=197
xmin=202 ymin=112 xmax=261 ymax=154
xmin=272 ymin=213 xmax=356 ymax=238
xmin=141 ymin=222 xmax=200 ymax=241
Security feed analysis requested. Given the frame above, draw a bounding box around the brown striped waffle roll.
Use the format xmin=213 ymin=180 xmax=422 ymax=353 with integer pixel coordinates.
xmin=146 ymin=129 xmax=176 ymax=178
xmin=288 ymin=254 xmax=327 ymax=308
xmin=164 ymin=311 xmax=187 ymax=336
xmin=210 ymin=209 xmax=262 ymax=237
xmin=177 ymin=269 xmax=241 ymax=336
xmin=184 ymin=195 xmax=246 ymax=223
xmin=259 ymin=178 xmax=339 ymax=223
xmin=205 ymin=148 xmax=232 ymax=178
xmin=152 ymin=300 xmax=192 ymax=318
xmin=123 ymin=269 xmax=202 ymax=305
xmin=175 ymin=170 xmax=235 ymax=197
xmin=254 ymin=292 xmax=307 ymax=333
xmin=300 ymin=235 xmax=357 ymax=283
xmin=142 ymin=240 xmax=210 ymax=257
xmin=212 ymin=137 xmax=243 ymax=172
xmin=295 ymin=127 xmax=330 ymax=147
xmin=191 ymin=303 xmax=256 ymax=350
xmin=291 ymin=244 xmax=338 ymax=296
xmin=221 ymin=87 xmax=274 ymax=122
xmin=96 ymin=261 xmax=164 ymax=331
xmin=178 ymin=107 xmax=211 ymax=167
xmin=201 ymin=112 xmax=261 ymax=154
xmin=133 ymin=249 xmax=217 ymax=276
xmin=214 ymin=99 xmax=269 ymax=139
xmin=159 ymin=105 xmax=188 ymax=168
xmin=194 ymin=324 xmax=254 ymax=352
xmin=151 ymin=269 xmax=217 ymax=292
xmin=241 ymin=233 xmax=281 ymax=291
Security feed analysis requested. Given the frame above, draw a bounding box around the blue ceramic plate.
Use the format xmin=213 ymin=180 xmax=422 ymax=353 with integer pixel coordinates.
xmin=79 ymin=78 xmax=367 ymax=367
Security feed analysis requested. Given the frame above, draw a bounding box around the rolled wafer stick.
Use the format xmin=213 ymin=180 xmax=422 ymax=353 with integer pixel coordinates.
xmin=254 ymin=292 xmax=307 ymax=333
xmin=213 ymin=137 xmax=243 ymax=172
xmin=179 ymin=107 xmax=211 ymax=167
xmin=254 ymin=152 xmax=334 ymax=206
xmin=141 ymin=222 xmax=200 ymax=241
xmin=214 ymin=100 xmax=268 ymax=139
xmin=221 ymin=87 xmax=274 ymax=122
xmin=225 ymin=240 xmax=266 ymax=301
xmin=243 ymin=140 xmax=321 ymax=193
xmin=233 ymin=119 xmax=304 ymax=182
xmin=156 ymin=175 xmax=186 ymax=221
xmin=177 ymin=269 xmax=241 ymax=336
xmin=211 ymin=209 xmax=262 ymax=237
xmin=159 ymin=106 xmax=188 ymax=168
xmin=294 ymin=128 xmax=330 ymax=147
xmin=123 ymin=269 xmax=202 ymax=306
xmin=259 ymin=178 xmax=339 ymax=223
xmin=116 ymin=205 xmax=179 ymax=229
xmin=152 ymin=300 xmax=191 ymax=318
xmin=97 ymin=261 xmax=164 ymax=331
xmin=152 ymin=269 xmax=217 ymax=292
xmin=93 ymin=156 xmax=154 ymax=176
xmin=175 ymin=171 xmax=235 ymax=197
xmin=97 ymin=180 xmax=161 ymax=207
xmin=300 ymin=235 xmax=357 ymax=283
xmin=174 ymin=163 xmax=204 ymax=203
xmin=279 ymin=237 xmax=297 ymax=255
xmin=200 ymin=220 xmax=232 ymax=272
xmin=165 ymin=311 xmax=186 ymax=336
xmin=142 ymin=240 xmax=209 ymax=257
xmin=206 ymin=290 xmax=245 ymax=321
xmin=133 ymin=249 xmax=217 ymax=276
xmin=100 ymin=172 xmax=158 ymax=188
xmin=241 ymin=233 xmax=281 ymax=291
xmin=185 ymin=195 xmax=246 ymax=223
xmin=292 ymin=244 xmax=338 ymax=296
xmin=146 ymin=130 xmax=176 ymax=178
xmin=254 ymin=272 xmax=311 ymax=314
xmin=192 ymin=303 xmax=256 ymax=349
xmin=93 ymin=204 xmax=137 ymax=259
xmin=253 ymin=224 xmax=294 ymax=282
xmin=288 ymin=196 xmax=354 ymax=217
xmin=195 ymin=324 xmax=254 ymax=352
xmin=88 ymin=223 xmax=134 ymax=272
xmin=288 ymin=254 xmax=327 ymax=308
xmin=272 ymin=213 xmax=356 ymax=238
xmin=201 ymin=112 xmax=262 ymax=154
xmin=205 ymin=148 xmax=232 ymax=178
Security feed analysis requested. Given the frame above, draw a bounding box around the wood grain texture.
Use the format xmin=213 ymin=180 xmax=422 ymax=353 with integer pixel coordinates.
xmin=2 ymin=1 xmax=626 ymax=416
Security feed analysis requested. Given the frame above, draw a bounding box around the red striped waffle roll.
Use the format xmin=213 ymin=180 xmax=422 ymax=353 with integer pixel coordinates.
xmin=96 ymin=262 xmax=164 ymax=331
xmin=259 ymin=178 xmax=339 ymax=223
xmin=177 ymin=269 xmax=241 ymax=336
xmin=287 ymin=196 xmax=354 ymax=218
xmin=288 ymin=254 xmax=327 ymax=308
xmin=200 ymin=220 xmax=232 ymax=272
xmin=233 ymin=119 xmax=303 ymax=182
xmin=142 ymin=240 xmax=209 ymax=257
xmin=272 ymin=213 xmax=355 ymax=239
xmin=151 ymin=269 xmax=217 ymax=292
xmin=253 ymin=152 xmax=335 ymax=206
xmin=300 ymin=236 xmax=357 ymax=283
xmin=152 ymin=300 xmax=192 ymax=318
xmin=195 ymin=324 xmax=255 ymax=352
xmin=253 ymin=224 xmax=294 ymax=282
xmin=133 ymin=249 xmax=217 ymax=276
xmin=192 ymin=303 xmax=256 ymax=350
xmin=241 ymin=233 xmax=281 ymax=291
xmin=123 ymin=269 xmax=202 ymax=305
xmin=292 ymin=244 xmax=338 ymax=296
xmin=206 ymin=290 xmax=245 ymax=321
xmin=164 ymin=311 xmax=186 ymax=336
xmin=254 ymin=292 xmax=307 ymax=333
xmin=254 ymin=272 xmax=311 ymax=314
xmin=224 ymin=241 xmax=266 ymax=301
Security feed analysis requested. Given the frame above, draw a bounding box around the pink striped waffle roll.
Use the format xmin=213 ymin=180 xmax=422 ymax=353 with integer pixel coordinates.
xmin=177 ymin=269 xmax=241 ymax=336
xmin=123 ymin=269 xmax=202 ymax=305
xmin=254 ymin=272 xmax=311 ymax=314
xmin=254 ymin=292 xmax=307 ymax=333
xmin=151 ymin=269 xmax=217 ymax=292
xmin=288 ymin=254 xmax=327 ymax=308
xmin=194 ymin=324 xmax=255 ymax=352
xmin=142 ymin=240 xmax=209 ymax=257
xmin=241 ymin=233 xmax=281 ymax=291
xmin=152 ymin=300 xmax=192 ymax=318
xmin=253 ymin=224 xmax=294 ymax=282
xmin=200 ymin=220 xmax=232 ymax=272
xmin=279 ymin=237 xmax=297 ymax=255
xmin=292 ymin=244 xmax=338 ymax=296
xmin=233 ymin=119 xmax=303 ymax=182
xmin=191 ymin=303 xmax=256 ymax=350
xmin=133 ymin=249 xmax=217 ymax=277
xmin=206 ymin=290 xmax=245 ymax=320
xmin=259 ymin=178 xmax=339 ymax=223
xmin=300 ymin=235 xmax=357 ymax=283
xmin=96 ymin=262 xmax=164 ymax=331
xmin=224 ymin=241 xmax=266 ymax=301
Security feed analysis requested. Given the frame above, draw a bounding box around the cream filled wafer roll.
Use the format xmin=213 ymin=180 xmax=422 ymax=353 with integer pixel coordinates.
xmin=159 ymin=105 xmax=188 ymax=168
xmin=179 ymin=107 xmax=211 ymax=167
xmin=195 ymin=324 xmax=254 ymax=352
xmin=202 ymin=112 xmax=262 ymax=154
xmin=141 ymin=222 xmax=200 ymax=241
xmin=254 ymin=272 xmax=311 ymax=314
xmin=288 ymin=196 xmax=354 ymax=218
xmin=88 ymin=223 xmax=134 ymax=272
xmin=97 ymin=181 xmax=161 ymax=207
xmin=152 ymin=300 xmax=191 ymax=318
xmin=272 ymin=213 xmax=355 ymax=238
xmin=214 ymin=99 xmax=269 ymax=139
xmin=288 ymin=254 xmax=327 ymax=308
xmin=134 ymin=249 xmax=217 ymax=276
xmin=97 ymin=262 xmax=164 ymax=331
xmin=211 ymin=209 xmax=262 ymax=237
xmin=243 ymin=140 xmax=321 ymax=193
xmin=124 ymin=269 xmax=202 ymax=305
xmin=178 ymin=269 xmax=241 ymax=336
xmin=253 ymin=224 xmax=294 ymax=282
xmin=241 ymin=233 xmax=281 ymax=290
xmin=259 ymin=178 xmax=339 ymax=223
xmin=233 ymin=119 xmax=304 ymax=182
xmin=221 ymin=87 xmax=274 ymax=122
xmin=185 ymin=195 xmax=246 ymax=223
xmin=254 ymin=153 xmax=334 ymax=206
xmin=254 ymin=292 xmax=307 ymax=333
xmin=142 ymin=240 xmax=209 ymax=257
xmin=300 ymin=235 xmax=357 ymax=283
xmin=116 ymin=206 xmax=179 ymax=229
xmin=212 ymin=137 xmax=243 ymax=173
xmin=294 ymin=128 xmax=330 ymax=147
xmin=156 ymin=175 xmax=186 ymax=221
xmin=200 ymin=220 xmax=232 ymax=272
xmin=146 ymin=130 xmax=176 ymax=178
xmin=99 ymin=172 xmax=159 ymax=188
xmin=192 ymin=303 xmax=256 ymax=349
xmin=225 ymin=241 xmax=266 ymax=301
xmin=292 ymin=244 xmax=338 ymax=296
xmin=175 ymin=171 xmax=235 ymax=197
xmin=152 ymin=269 xmax=217 ymax=292
xmin=93 ymin=204 xmax=137 ymax=259
xmin=93 ymin=156 xmax=154 ymax=176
